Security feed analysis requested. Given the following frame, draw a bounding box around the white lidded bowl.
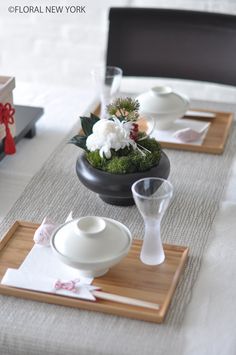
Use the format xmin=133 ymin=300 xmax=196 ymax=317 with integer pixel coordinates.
xmin=136 ymin=86 xmax=189 ymax=130
xmin=51 ymin=216 xmax=132 ymax=278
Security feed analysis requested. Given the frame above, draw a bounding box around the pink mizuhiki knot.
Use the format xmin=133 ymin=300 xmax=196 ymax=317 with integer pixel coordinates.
xmin=54 ymin=279 xmax=80 ymax=293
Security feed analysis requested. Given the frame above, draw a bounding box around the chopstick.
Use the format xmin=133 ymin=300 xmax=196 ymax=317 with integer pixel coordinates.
xmin=92 ymin=290 xmax=160 ymax=310
xmin=184 ymin=110 xmax=216 ymax=119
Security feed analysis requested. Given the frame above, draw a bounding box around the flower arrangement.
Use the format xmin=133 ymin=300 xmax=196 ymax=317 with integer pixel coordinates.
xmin=70 ymin=97 xmax=161 ymax=174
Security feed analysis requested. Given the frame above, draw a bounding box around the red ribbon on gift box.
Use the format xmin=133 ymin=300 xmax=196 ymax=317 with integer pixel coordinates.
xmin=0 ymin=103 xmax=16 ymax=154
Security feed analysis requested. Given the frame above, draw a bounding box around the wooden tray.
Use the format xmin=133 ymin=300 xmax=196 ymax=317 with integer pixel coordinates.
xmin=0 ymin=221 xmax=189 ymax=323
xmin=93 ymin=106 xmax=233 ymax=154
xmin=158 ymin=109 xmax=233 ymax=154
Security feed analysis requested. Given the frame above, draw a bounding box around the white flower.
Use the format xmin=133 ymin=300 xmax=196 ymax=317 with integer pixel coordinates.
xmin=86 ymin=117 xmax=136 ymax=159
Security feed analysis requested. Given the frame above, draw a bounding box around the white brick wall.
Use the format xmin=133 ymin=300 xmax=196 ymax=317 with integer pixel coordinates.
xmin=132 ymin=0 xmax=236 ymax=13
xmin=0 ymin=0 xmax=129 ymax=88
xmin=0 ymin=0 xmax=236 ymax=88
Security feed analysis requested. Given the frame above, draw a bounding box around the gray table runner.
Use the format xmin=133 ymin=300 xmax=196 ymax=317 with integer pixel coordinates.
xmin=0 ymin=100 xmax=236 ymax=355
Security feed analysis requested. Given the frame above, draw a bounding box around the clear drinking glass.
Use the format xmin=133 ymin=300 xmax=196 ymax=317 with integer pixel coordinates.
xmin=132 ymin=178 xmax=173 ymax=265
xmin=91 ymin=66 xmax=123 ymax=118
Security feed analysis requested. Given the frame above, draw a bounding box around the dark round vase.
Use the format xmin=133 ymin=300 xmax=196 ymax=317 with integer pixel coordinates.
xmin=76 ymin=152 xmax=170 ymax=206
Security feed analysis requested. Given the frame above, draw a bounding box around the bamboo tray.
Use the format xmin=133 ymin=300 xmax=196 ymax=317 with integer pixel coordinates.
xmin=158 ymin=108 xmax=233 ymax=154
xmin=93 ymin=106 xmax=233 ymax=154
xmin=0 ymin=221 xmax=189 ymax=323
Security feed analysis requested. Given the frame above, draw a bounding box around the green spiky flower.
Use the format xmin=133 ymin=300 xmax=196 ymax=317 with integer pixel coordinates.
xmin=107 ymin=97 xmax=140 ymax=122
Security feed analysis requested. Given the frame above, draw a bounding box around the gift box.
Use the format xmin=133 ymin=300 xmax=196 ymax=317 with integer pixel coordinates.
xmin=0 ymin=76 xmax=16 ymax=154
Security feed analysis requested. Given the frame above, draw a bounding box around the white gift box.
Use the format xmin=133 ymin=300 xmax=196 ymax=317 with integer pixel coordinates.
xmin=0 ymin=76 xmax=16 ymax=141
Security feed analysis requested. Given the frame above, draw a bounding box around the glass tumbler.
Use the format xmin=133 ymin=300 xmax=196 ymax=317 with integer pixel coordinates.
xmin=91 ymin=66 xmax=123 ymax=118
xmin=132 ymin=178 xmax=173 ymax=265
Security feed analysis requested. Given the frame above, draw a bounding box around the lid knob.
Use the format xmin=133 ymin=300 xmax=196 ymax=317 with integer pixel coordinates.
xmin=76 ymin=216 xmax=106 ymax=237
xmin=151 ymin=86 xmax=172 ymax=95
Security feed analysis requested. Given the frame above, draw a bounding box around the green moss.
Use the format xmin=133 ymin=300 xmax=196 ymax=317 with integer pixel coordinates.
xmin=86 ymin=151 xmax=103 ymax=169
xmin=86 ymin=137 xmax=162 ymax=174
xmin=106 ymin=157 xmax=136 ymax=174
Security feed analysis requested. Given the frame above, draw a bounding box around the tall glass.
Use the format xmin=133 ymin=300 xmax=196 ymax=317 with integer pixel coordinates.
xmin=132 ymin=178 xmax=173 ymax=265
xmin=91 ymin=66 xmax=123 ymax=118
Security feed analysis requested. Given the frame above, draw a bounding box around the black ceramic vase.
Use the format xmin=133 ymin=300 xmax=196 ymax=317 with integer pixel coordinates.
xmin=76 ymin=152 xmax=170 ymax=206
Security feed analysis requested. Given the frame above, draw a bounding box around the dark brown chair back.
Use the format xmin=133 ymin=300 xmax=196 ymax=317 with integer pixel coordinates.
xmin=106 ymin=8 xmax=236 ymax=86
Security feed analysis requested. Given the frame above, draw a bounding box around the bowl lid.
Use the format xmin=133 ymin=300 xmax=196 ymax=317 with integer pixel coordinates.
xmin=51 ymin=216 xmax=132 ymax=263
xmin=136 ymin=86 xmax=189 ymax=114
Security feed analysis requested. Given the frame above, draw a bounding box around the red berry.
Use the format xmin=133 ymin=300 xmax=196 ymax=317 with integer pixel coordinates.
xmin=130 ymin=123 xmax=139 ymax=141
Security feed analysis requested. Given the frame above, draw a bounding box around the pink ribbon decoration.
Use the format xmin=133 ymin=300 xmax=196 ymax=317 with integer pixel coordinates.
xmin=54 ymin=279 xmax=80 ymax=293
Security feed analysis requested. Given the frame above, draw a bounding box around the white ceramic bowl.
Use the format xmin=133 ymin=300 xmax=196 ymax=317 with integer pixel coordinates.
xmin=136 ymin=86 xmax=189 ymax=130
xmin=51 ymin=216 xmax=132 ymax=278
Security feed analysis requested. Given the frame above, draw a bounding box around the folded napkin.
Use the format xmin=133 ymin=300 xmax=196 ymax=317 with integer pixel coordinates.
xmin=1 ymin=212 xmax=99 ymax=301
xmin=152 ymin=119 xmax=210 ymax=145
xmin=2 ymin=268 xmax=98 ymax=301
xmin=1 ymin=244 xmax=97 ymax=301
xmin=1 ymin=214 xmax=99 ymax=301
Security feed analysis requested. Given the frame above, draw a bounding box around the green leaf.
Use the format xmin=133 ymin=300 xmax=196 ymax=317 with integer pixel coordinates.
xmin=90 ymin=113 xmax=100 ymax=121
xmin=68 ymin=135 xmax=87 ymax=150
xmin=80 ymin=114 xmax=100 ymax=136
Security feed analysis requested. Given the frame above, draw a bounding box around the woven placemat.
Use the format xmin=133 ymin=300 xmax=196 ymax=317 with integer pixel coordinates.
xmin=0 ymin=100 xmax=236 ymax=355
